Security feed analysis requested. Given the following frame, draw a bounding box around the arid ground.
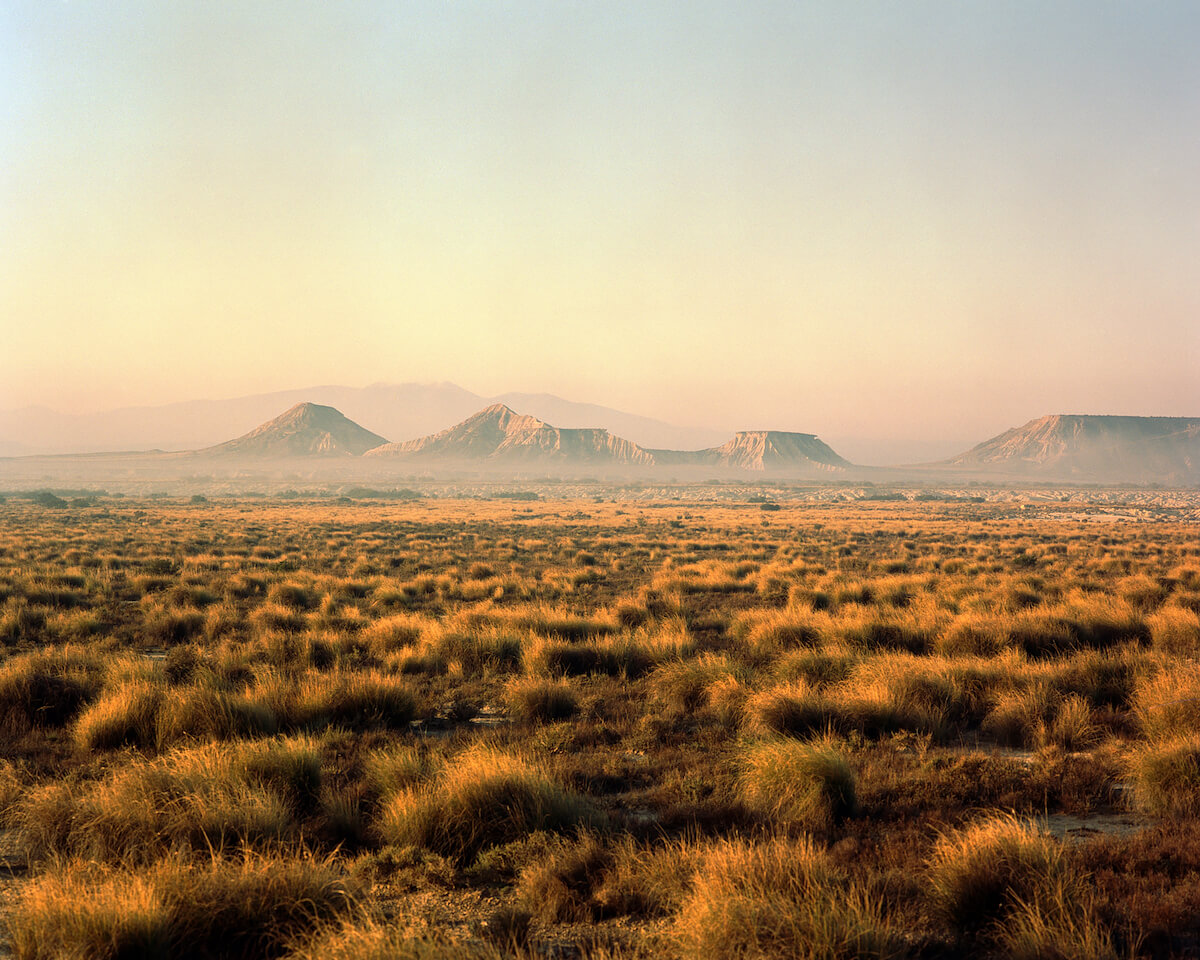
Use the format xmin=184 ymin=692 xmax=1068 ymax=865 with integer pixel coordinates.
xmin=2 ymin=492 xmax=1199 ymax=958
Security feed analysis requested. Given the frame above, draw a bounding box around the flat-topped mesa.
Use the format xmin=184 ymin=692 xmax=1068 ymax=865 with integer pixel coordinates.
xmin=650 ymin=430 xmax=851 ymax=472
xmin=364 ymin=403 xmax=657 ymax=466
xmin=713 ymin=430 xmax=850 ymax=471
xmin=200 ymin=402 xmax=389 ymax=458
xmin=941 ymin=414 xmax=1200 ymax=482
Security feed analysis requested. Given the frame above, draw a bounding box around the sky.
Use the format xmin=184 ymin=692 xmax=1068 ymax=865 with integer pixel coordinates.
xmin=2 ymin=1 xmax=1198 ymax=452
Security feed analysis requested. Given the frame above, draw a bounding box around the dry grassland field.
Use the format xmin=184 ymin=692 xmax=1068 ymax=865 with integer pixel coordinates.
xmin=3 ymin=491 xmax=1200 ymax=960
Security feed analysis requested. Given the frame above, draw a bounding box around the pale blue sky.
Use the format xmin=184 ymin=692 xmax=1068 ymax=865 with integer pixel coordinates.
xmin=2 ymin=2 xmax=1197 ymax=445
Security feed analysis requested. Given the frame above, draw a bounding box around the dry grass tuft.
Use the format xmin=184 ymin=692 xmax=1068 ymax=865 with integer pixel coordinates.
xmin=504 ymin=676 xmax=578 ymax=723
xmin=738 ymin=736 xmax=856 ymax=831
xmin=926 ymin=812 xmax=1098 ymax=947
xmin=17 ymin=736 xmax=324 ymax=863
xmin=674 ymin=837 xmax=904 ymax=960
xmin=9 ymin=852 xmax=353 ymax=960
xmin=518 ymin=833 xmax=697 ymax=924
xmin=0 ymin=646 xmax=105 ymax=729
xmin=377 ymin=746 xmax=599 ymax=864
xmin=1128 ymin=736 xmax=1200 ymax=818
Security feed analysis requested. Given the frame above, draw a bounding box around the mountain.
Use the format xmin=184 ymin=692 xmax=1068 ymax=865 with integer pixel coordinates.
xmin=709 ymin=431 xmax=850 ymax=471
xmin=367 ymin=405 xmax=850 ymax=474
xmin=364 ymin=403 xmax=656 ymax=467
xmin=200 ymin=402 xmax=389 ymax=458
xmin=0 ymin=383 xmax=721 ymax=456
xmin=650 ymin=430 xmax=850 ymax=473
xmin=490 ymin=392 xmax=724 ymax=450
xmin=940 ymin=415 xmax=1200 ymax=483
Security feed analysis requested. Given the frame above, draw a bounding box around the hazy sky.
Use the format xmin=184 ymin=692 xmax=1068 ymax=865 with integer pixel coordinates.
xmin=2 ymin=1 xmax=1197 ymax=446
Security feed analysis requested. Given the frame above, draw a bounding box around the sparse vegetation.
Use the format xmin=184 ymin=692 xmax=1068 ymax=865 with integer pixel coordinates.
xmin=0 ymin=493 xmax=1193 ymax=956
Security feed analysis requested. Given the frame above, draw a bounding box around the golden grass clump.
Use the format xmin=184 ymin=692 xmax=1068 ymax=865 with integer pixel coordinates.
xmin=927 ymin=814 xmax=1122 ymax=957
xmin=362 ymin=744 xmax=438 ymax=799
xmin=774 ymin=647 xmax=858 ymax=688
xmin=476 ymin=604 xmax=618 ymax=641
xmin=360 ymin=613 xmax=432 ymax=653
xmin=1133 ymin=666 xmax=1200 ymax=742
xmin=981 ymin=683 xmax=1057 ymax=748
xmin=0 ymin=645 xmax=106 ymax=730
xmin=998 ymin=887 xmax=1122 ymax=960
xmin=650 ymin=653 xmax=743 ymax=716
xmin=248 ymin=668 xmax=420 ymax=731
xmin=504 ymin=676 xmax=579 ymax=723
xmin=738 ymin=736 xmax=857 ymax=831
xmin=746 ymin=678 xmax=926 ymax=741
xmin=518 ymin=833 xmax=697 ymax=923
xmin=251 ymin=602 xmax=309 ymax=636
xmin=1128 ymin=736 xmax=1200 ymax=818
xmin=74 ymin=677 xmax=278 ymax=750
xmin=377 ymin=746 xmax=598 ymax=864
xmin=926 ymin=813 xmax=1070 ymax=935
xmin=1044 ymin=694 xmax=1101 ymax=750
xmin=17 ymin=736 xmax=323 ymax=863
xmin=734 ymin=608 xmax=827 ymax=657
xmin=525 ymin=634 xmax=654 ymax=679
xmin=1148 ymin=605 xmax=1200 ymax=656
xmin=141 ymin=605 xmax=206 ymax=646
xmin=674 ymin=837 xmax=904 ymax=960
xmin=937 ymin=616 xmax=1010 ymax=657
xmin=266 ymin=581 xmax=321 ymax=611
xmin=73 ymin=678 xmax=165 ymax=749
xmin=9 ymin=852 xmax=353 ymax=960
xmin=426 ymin=625 xmax=524 ymax=675
xmin=834 ymin=605 xmax=940 ymax=655
xmin=287 ymin=918 xmax=504 ymax=960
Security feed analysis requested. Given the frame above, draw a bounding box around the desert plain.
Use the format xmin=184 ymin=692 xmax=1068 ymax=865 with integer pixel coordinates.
xmin=1 ymin=485 xmax=1199 ymax=959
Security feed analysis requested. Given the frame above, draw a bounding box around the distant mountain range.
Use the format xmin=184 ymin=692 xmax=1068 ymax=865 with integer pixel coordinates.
xmin=0 ymin=383 xmax=725 ymax=457
xmin=202 ymin=405 xmax=1199 ymax=482
xmin=2 ymin=387 xmax=1197 ymax=484
xmin=358 ymin=403 xmax=849 ymax=473
xmin=181 ymin=401 xmax=848 ymax=474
